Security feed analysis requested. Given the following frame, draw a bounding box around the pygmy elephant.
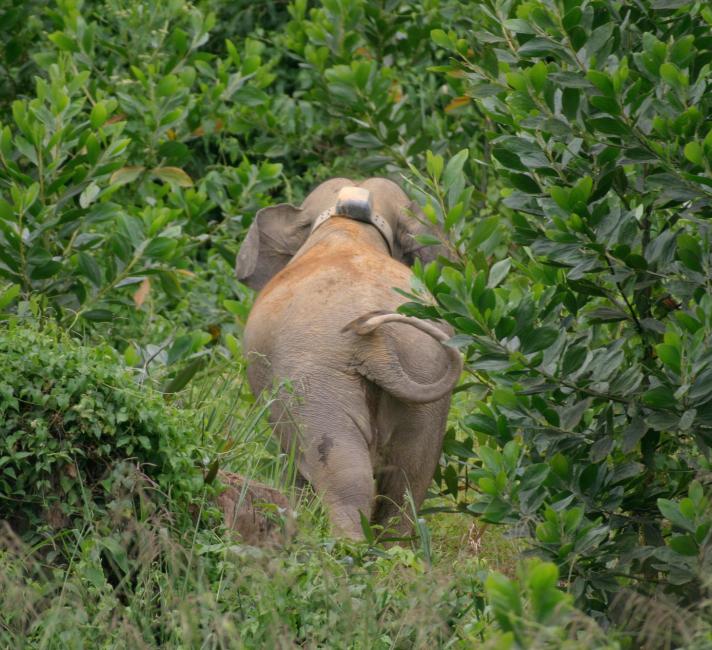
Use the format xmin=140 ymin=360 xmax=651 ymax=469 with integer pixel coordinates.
xmin=235 ymin=178 xmax=462 ymax=539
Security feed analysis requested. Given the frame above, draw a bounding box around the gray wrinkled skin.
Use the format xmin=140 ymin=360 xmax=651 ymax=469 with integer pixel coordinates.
xmin=236 ymin=178 xmax=462 ymax=539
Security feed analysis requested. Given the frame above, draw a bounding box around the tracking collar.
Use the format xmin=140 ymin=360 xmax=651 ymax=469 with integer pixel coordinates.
xmin=311 ymin=186 xmax=394 ymax=255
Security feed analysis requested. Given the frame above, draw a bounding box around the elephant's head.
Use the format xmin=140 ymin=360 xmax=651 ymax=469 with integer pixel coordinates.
xmin=235 ymin=177 xmax=451 ymax=291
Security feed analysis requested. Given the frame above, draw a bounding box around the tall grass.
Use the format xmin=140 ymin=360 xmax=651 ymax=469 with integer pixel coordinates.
xmin=4 ymin=348 xmax=710 ymax=648
xmin=0 ymin=352 xmax=484 ymax=648
xmin=0 ymin=493 xmax=490 ymax=648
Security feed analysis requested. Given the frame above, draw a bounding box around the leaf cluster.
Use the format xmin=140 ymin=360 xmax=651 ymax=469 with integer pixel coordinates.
xmin=420 ymin=0 xmax=712 ymax=630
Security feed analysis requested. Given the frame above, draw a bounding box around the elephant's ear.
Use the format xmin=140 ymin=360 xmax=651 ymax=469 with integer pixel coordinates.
xmin=235 ymin=203 xmax=311 ymax=291
xmin=396 ymin=200 xmax=453 ymax=267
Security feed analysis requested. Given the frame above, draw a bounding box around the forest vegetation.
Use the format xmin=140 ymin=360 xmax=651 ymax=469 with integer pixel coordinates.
xmin=1 ymin=0 xmax=711 ymax=647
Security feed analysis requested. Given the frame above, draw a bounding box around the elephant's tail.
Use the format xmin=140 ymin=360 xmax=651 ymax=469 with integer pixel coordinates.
xmin=341 ymin=310 xmax=463 ymax=404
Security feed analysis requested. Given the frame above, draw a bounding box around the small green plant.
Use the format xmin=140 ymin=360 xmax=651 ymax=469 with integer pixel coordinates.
xmin=655 ymin=480 xmax=712 ymax=595
xmin=482 ymin=560 xmax=624 ymax=649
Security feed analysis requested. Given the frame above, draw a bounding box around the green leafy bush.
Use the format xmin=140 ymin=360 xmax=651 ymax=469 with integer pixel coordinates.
xmin=277 ymin=0 xmax=476 ymax=175
xmin=0 ymin=0 xmax=283 ymax=372
xmin=0 ymin=317 xmax=201 ymax=536
xmin=415 ymin=0 xmax=712 ymax=633
xmin=0 ymin=0 xmax=294 ymax=390
xmin=0 ymin=0 xmax=483 ymax=386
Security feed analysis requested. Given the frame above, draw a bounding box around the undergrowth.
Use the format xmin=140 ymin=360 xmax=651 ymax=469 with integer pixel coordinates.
xmin=0 ymin=317 xmax=621 ymax=649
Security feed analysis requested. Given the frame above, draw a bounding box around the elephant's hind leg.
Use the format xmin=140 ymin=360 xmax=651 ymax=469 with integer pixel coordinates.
xmin=306 ymin=420 xmax=375 ymax=540
xmin=272 ymin=380 xmax=376 ymax=540
xmin=281 ymin=398 xmax=375 ymax=539
xmin=372 ymin=398 xmax=450 ymax=537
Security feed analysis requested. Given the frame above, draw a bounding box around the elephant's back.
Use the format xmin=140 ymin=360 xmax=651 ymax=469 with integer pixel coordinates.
xmin=254 ymin=237 xmax=410 ymax=314
xmin=244 ymin=242 xmax=411 ymax=379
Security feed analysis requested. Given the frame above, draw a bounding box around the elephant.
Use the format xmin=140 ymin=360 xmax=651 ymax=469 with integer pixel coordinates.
xmin=235 ymin=177 xmax=462 ymax=539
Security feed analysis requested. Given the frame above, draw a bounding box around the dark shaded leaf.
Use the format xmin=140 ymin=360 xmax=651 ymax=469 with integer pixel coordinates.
xmin=163 ymin=358 xmax=207 ymax=394
xmin=521 ymin=327 xmax=559 ymax=354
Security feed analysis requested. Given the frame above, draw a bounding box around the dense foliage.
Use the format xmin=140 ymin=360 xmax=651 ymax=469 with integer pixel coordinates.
xmin=0 ymin=319 xmax=201 ymax=536
xmin=1 ymin=0 xmax=712 ymax=647
xmin=415 ymin=0 xmax=712 ymax=630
